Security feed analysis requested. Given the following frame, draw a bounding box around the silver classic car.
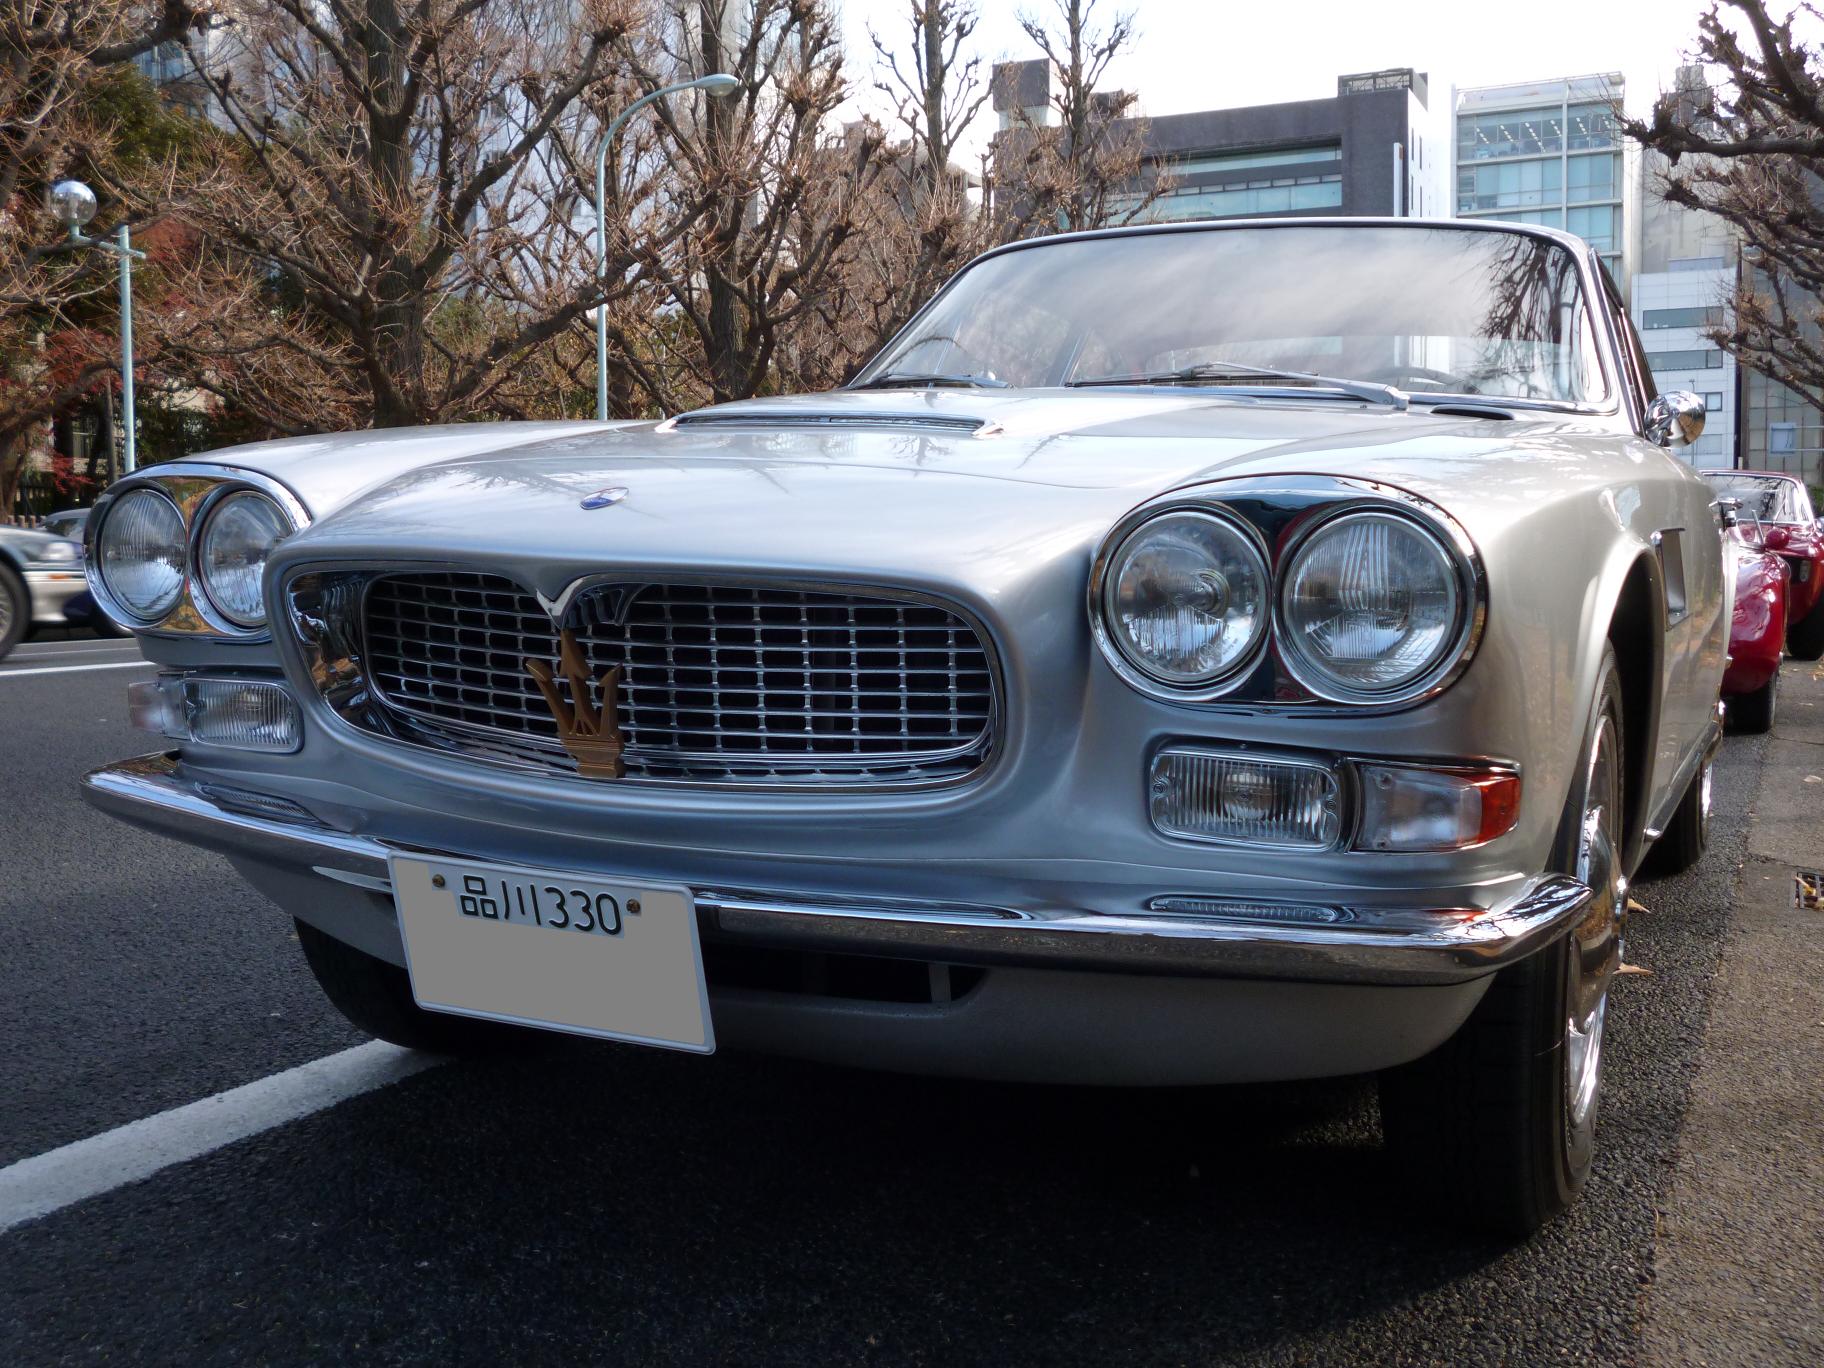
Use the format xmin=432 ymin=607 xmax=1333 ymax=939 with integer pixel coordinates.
xmin=81 ymin=221 xmax=1725 ymax=1235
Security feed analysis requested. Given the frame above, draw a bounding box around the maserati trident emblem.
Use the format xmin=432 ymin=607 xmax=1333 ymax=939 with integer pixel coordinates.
xmin=525 ymin=629 xmax=626 ymax=779
xmin=580 ymin=486 xmax=628 ymax=510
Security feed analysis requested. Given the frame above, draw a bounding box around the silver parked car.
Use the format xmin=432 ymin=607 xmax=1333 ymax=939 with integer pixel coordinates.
xmin=0 ymin=524 xmax=86 ymax=660
xmin=80 ymin=221 xmax=1726 ymax=1235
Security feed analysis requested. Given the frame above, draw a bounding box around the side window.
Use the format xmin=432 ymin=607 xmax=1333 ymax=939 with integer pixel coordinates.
xmin=1601 ymin=269 xmax=1657 ymax=421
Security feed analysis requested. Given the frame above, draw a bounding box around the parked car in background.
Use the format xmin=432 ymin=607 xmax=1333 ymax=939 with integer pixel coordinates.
xmin=0 ymin=526 xmax=86 ymax=661
xmin=42 ymin=508 xmax=89 ymax=542
xmin=1704 ymin=470 xmax=1824 ymax=659
xmin=1720 ymin=516 xmax=1789 ymax=733
xmin=79 ymin=220 xmax=1728 ymax=1236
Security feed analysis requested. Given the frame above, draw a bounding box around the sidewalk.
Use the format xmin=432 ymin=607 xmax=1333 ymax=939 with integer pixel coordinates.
xmin=1643 ymin=660 xmax=1824 ymax=1366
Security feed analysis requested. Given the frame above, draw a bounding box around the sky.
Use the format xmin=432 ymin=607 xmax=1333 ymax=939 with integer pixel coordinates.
xmin=837 ymin=0 xmax=1719 ymax=160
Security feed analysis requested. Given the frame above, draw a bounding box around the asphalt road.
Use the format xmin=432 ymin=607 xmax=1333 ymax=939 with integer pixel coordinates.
xmin=0 ymin=635 xmax=1770 ymax=1366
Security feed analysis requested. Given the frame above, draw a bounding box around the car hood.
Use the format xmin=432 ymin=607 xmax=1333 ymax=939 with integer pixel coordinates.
xmin=269 ymin=390 xmax=1638 ymax=597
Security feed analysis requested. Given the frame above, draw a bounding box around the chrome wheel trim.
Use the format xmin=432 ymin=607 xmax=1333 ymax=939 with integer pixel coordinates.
xmin=0 ymin=580 xmax=14 ymax=638
xmin=1566 ymin=711 xmax=1622 ymax=1135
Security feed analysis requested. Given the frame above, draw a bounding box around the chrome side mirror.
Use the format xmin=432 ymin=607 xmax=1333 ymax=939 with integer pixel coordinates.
xmin=1716 ymin=495 xmax=1742 ymax=529
xmin=1646 ymin=390 xmax=1706 ymax=448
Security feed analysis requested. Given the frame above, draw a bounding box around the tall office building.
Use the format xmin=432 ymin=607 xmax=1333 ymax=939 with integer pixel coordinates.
xmin=1631 ymin=69 xmax=1738 ymax=467
xmin=1451 ymin=74 xmax=1630 ymax=289
xmin=990 ymin=63 xmax=1446 ymax=223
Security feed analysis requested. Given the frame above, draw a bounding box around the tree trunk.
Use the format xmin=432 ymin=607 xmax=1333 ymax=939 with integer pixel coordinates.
xmin=364 ymin=0 xmax=428 ymax=426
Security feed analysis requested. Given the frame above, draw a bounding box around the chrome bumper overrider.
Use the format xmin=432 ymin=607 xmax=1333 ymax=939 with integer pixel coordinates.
xmin=83 ymin=752 xmax=1594 ymax=987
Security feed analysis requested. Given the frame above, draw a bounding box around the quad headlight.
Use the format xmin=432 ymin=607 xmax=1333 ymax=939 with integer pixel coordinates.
xmin=198 ymin=491 xmax=289 ymax=628
xmin=1278 ymin=510 xmax=1467 ymax=702
xmin=89 ymin=470 xmax=305 ymax=636
xmin=97 ymin=487 xmax=186 ymax=622
xmin=1096 ymin=509 xmax=1269 ymax=692
xmin=1092 ymin=490 xmax=1480 ymax=707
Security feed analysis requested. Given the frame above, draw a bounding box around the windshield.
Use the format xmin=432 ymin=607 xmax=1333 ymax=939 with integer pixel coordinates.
xmin=856 ymin=224 xmax=1610 ymax=406
xmin=1704 ymin=472 xmax=1814 ymax=525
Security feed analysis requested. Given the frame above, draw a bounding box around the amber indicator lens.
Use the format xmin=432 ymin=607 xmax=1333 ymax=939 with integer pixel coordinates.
xmin=1355 ymin=764 xmax=1520 ymax=852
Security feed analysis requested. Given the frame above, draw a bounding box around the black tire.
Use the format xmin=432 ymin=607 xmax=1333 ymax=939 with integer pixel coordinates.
xmin=1638 ymin=745 xmax=1713 ymax=880
xmin=1380 ymin=646 xmax=1625 ymax=1237
xmin=1789 ymin=597 xmax=1824 ymax=661
xmin=296 ymin=918 xmax=524 ymax=1053
xmin=1727 ymin=669 xmax=1778 ymax=736
xmin=0 ymin=561 xmax=27 ymax=663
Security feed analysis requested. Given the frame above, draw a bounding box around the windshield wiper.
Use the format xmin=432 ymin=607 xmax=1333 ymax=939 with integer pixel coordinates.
xmin=852 ymin=370 xmax=1010 ymax=390
xmin=1067 ymin=362 xmax=1408 ymax=410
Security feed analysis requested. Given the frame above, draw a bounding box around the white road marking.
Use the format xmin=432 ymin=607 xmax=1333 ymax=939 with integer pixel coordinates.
xmin=0 ymin=660 xmax=152 ymax=679
xmin=0 ymin=1041 xmax=444 ymax=1235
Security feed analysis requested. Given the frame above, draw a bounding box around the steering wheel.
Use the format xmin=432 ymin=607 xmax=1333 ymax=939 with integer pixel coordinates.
xmin=1360 ymin=365 xmax=1461 ymax=391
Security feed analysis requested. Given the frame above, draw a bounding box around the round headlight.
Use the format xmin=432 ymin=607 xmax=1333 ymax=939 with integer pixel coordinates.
xmin=198 ymin=491 xmax=290 ymax=628
xmin=98 ymin=488 xmax=185 ymax=622
xmin=1279 ymin=510 xmax=1464 ymax=700
xmin=1102 ymin=510 xmax=1269 ymax=687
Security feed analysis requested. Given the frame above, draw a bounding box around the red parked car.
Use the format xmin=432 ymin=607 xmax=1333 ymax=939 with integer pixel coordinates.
xmin=1705 ymin=469 xmax=1824 ymax=659
xmin=1721 ymin=523 xmax=1789 ymax=732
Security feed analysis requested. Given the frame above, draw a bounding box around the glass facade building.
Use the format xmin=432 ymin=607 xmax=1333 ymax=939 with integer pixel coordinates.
xmin=1451 ymin=75 xmax=1627 ymax=282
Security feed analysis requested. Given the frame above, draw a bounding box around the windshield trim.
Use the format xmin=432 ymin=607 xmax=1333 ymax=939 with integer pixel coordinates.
xmin=850 ymin=218 xmax=1625 ymax=419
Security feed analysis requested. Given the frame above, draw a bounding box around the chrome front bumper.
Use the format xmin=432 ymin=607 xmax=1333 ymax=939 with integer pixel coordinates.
xmin=84 ymin=752 xmax=1593 ymax=988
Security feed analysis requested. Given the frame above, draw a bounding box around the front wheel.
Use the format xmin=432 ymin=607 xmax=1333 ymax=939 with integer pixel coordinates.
xmin=0 ymin=562 xmax=27 ymax=662
xmin=1380 ymin=647 xmax=1625 ymax=1237
xmin=1789 ymin=596 xmax=1824 ymax=661
xmin=1727 ymin=669 xmax=1778 ymax=735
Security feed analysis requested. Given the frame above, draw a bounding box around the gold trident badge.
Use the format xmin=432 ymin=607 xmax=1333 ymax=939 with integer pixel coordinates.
xmin=526 ymin=629 xmax=626 ymax=779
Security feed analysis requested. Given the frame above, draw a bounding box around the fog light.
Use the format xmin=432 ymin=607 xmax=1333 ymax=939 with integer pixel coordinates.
xmin=1354 ymin=763 xmax=1519 ymax=852
xmin=128 ymin=677 xmax=302 ymax=753
xmin=1149 ymin=746 xmax=1343 ymax=849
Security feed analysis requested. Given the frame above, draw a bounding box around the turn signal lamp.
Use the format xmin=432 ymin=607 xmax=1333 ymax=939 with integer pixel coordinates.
xmin=1354 ymin=764 xmax=1520 ymax=852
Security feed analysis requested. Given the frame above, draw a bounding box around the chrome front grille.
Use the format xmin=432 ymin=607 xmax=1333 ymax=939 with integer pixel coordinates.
xmin=357 ymin=571 xmax=997 ymax=785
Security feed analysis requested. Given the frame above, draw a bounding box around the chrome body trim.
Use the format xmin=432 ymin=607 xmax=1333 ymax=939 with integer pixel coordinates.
xmin=83 ymin=752 xmax=1593 ymax=987
xmin=84 ymin=463 xmax=311 ymax=641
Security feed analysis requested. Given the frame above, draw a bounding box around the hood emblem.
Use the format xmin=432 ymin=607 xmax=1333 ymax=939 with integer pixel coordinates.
xmin=580 ymin=486 xmax=628 ymax=510
xmin=525 ymin=629 xmax=625 ymax=779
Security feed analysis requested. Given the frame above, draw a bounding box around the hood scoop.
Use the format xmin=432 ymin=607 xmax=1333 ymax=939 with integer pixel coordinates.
xmin=665 ymin=408 xmax=996 ymax=436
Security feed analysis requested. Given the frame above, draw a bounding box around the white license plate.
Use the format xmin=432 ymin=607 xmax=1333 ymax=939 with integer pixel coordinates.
xmin=391 ymin=855 xmax=713 ymax=1053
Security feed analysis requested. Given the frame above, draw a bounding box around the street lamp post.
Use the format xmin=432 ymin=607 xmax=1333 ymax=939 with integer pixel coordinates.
xmin=591 ymin=73 xmax=741 ymax=423
xmin=45 ymin=179 xmax=148 ymax=474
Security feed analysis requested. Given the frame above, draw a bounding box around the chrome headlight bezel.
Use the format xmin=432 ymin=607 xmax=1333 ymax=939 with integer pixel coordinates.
xmin=1275 ymin=503 xmax=1483 ymax=706
xmin=1089 ymin=500 xmax=1274 ymax=702
xmin=1090 ymin=481 xmax=1486 ymax=712
xmin=86 ymin=465 xmax=309 ymax=640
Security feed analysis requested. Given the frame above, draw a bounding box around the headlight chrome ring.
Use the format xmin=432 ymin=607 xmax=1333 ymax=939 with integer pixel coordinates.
xmin=1276 ymin=505 xmax=1479 ymax=705
xmin=197 ymin=489 xmax=292 ymax=629
xmin=95 ymin=486 xmax=186 ymax=624
xmin=1090 ymin=502 xmax=1272 ymax=701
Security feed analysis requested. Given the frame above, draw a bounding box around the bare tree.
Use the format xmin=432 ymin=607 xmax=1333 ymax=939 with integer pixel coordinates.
xmin=600 ymin=0 xmax=882 ymax=410
xmin=999 ymin=0 xmax=1161 ymax=235
xmin=0 ymin=1 xmax=211 ymax=512
xmin=1625 ymin=0 xmax=1824 ymax=414
xmin=161 ymin=0 xmax=675 ymax=432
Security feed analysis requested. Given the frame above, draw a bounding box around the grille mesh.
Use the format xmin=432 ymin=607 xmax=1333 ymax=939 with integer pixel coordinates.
xmin=360 ymin=572 xmax=995 ymax=783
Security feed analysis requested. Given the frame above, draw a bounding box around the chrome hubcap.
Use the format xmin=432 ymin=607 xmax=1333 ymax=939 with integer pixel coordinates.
xmin=0 ymin=586 xmax=13 ymax=637
xmin=1566 ymin=712 xmax=1622 ymax=1135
